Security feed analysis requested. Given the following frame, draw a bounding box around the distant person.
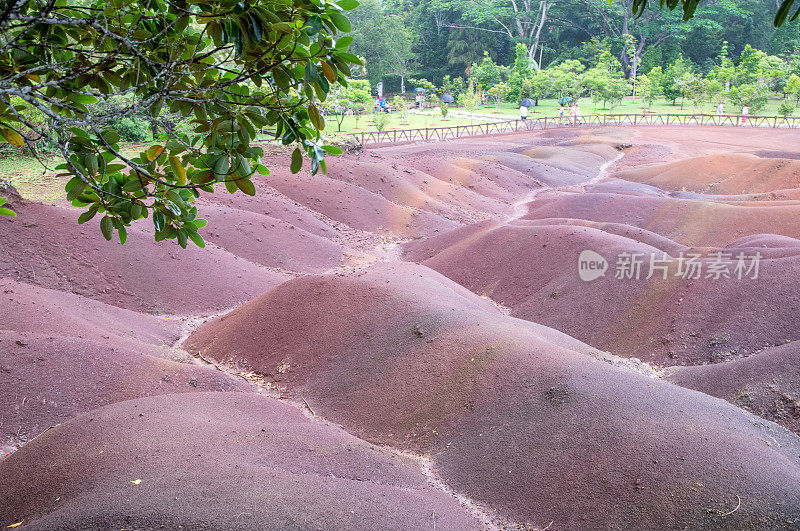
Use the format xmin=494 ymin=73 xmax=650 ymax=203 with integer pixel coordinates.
xmin=415 ymin=94 xmax=421 ymax=109
xmin=520 ymin=104 xmax=528 ymax=121
xmin=559 ymin=105 xmax=565 ymax=123
xmin=568 ymin=104 xmax=576 ymax=125
xmin=741 ymin=105 xmax=749 ymax=125
xmin=716 ymin=103 xmax=724 ymax=116
xmin=575 ymin=103 xmax=582 ymax=125
xmin=374 ymin=98 xmax=381 ymax=112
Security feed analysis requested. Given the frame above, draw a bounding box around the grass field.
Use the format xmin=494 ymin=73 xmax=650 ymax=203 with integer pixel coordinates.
xmin=322 ymin=111 xmax=488 ymax=139
xmin=484 ymin=96 xmax=798 ymax=117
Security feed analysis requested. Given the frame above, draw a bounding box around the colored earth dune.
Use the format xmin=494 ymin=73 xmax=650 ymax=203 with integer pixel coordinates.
xmin=2 ymin=125 xmax=800 ymax=529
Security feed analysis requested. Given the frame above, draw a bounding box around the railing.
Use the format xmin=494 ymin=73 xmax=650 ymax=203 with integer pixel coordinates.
xmin=351 ymin=113 xmax=800 ymax=146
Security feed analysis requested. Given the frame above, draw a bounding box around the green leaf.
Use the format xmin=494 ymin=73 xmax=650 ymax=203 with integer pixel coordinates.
xmin=329 ymin=12 xmax=351 ymax=32
xmin=336 ymin=0 xmax=359 ymax=10
xmin=775 ymin=0 xmax=795 ymax=25
xmin=187 ymin=230 xmax=205 ymax=248
xmin=0 ymin=207 xmax=15 ymax=217
xmin=236 ymin=178 xmax=256 ymax=195
xmin=335 ymin=35 xmax=353 ymax=49
xmin=308 ymin=104 xmax=324 ymax=130
xmin=1 ymin=128 xmax=24 ymax=147
xmin=118 ymin=224 xmax=127 ymax=244
xmin=77 ymin=206 xmax=98 ymax=224
xmin=177 ymin=228 xmax=188 ymax=248
xmin=290 ymin=148 xmax=302 ymax=174
xmin=100 ymin=216 xmax=113 ymax=241
xmin=321 ymin=145 xmax=343 ymax=155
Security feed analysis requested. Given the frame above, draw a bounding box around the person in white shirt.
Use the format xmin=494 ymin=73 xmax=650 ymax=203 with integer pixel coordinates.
xmin=520 ymin=104 xmax=528 ymax=120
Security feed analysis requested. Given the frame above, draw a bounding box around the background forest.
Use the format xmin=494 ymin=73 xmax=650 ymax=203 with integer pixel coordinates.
xmin=345 ymin=0 xmax=800 ymax=114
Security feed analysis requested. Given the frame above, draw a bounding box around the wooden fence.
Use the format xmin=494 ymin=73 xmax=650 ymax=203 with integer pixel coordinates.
xmin=351 ymin=113 xmax=800 ymax=146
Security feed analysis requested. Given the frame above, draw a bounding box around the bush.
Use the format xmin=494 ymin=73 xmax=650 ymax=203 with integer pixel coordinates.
xmin=371 ymin=112 xmax=390 ymax=132
xmin=779 ymin=102 xmax=794 ymax=117
xmin=109 ymin=116 xmax=152 ymax=142
xmin=439 ymin=102 xmax=449 ymax=119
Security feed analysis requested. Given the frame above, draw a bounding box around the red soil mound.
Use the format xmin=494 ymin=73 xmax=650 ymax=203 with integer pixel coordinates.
xmin=0 ymin=392 xmax=480 ymax=530
xmin=186 ymin=263 xmax=800 ymax=529
xmin=615 ymin=152 xmax=800 ymax=195
xmin=404 ymin=219 xmax=800 ymax=365
xmin=196 ymin=204 xmax=343 ymax=273
xmin=0 ymin=331 xmax=249 ymax=455
xmin=266 ymin=171 xmax=458 ymax=237
xmin=522 ymin=191 xmax=800 ymax=246
xmin=666 ymin=341 xmax=800 ymax=434
xmin=0 ymin=196 xmax=287 ymax=314
xmin=322 ymin=158 xmax=514 ymax=222
xmin=0 ymin=278 xmax=179 ymax=348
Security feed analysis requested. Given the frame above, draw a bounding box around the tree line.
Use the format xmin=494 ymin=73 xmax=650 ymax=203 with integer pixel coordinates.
xmin=347 ymin=0 xmax=800 ymax=96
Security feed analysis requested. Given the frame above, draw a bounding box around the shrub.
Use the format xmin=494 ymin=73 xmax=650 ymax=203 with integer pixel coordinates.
xmin=439 ymin=102 xmax=449 ymax=119
xmin=371 ymin=112 xmax=390 ymax=131
xmin=779 ymin=101 xmax=794 ymax=116
xmin=109 ymin=116 xmax=152 ymax=142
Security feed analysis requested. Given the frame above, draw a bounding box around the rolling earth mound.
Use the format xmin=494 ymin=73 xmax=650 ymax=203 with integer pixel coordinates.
xmin=0 ymin=331 xmax=249 ymax=456
xmin=0 ymin=392 xmax=480 ymax=530
xmin=0 ymin=194 xmax=288 ymax=314
xmin=186 ymin=262 xmax=800 ymax=529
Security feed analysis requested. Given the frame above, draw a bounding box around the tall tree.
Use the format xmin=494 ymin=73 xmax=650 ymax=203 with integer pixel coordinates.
xmin=435 ymin=0 xmax=553 ymax=64
xmin=348 ymin=0 xmax=414 ymax=87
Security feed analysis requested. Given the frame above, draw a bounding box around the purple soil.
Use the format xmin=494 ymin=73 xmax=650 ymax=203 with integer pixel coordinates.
xmin=0 ymin=194 xmax=287 ymax=314
xmin=0 ymin=392 xmax=480 ymax=530
xmin=0 ymin=278 xmax=179 ymax=348
xmin=666 ymin=341 xmax=800 ymax=434
xmin=266 ymin=171 xmax=459 ymax=237
xmin=521 ymin=191 xmax=800 ymax=246
xmin=186 ymin=263 xmax=800 ymax=529
xmin=614 ymin=152 xmax=800 ymax=195
xmin=403 ymin=218 xmax=800 ymax=365
xmin=196 ymin=204 xmax=343 ymax=273
xmin=0 ymin=330 xmax=249 ymax=454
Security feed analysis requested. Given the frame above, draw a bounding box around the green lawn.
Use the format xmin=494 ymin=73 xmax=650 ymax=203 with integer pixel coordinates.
xmin=483 ymin=96 xmax=797 ymax=118
xmin=322 ymin=111 xmax=499 ymax=140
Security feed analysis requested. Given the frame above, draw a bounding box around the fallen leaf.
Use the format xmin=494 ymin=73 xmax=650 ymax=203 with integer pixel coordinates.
xmin=131 ymin=479 xmax=142 ymax=485
xmin=8 ymin=520 xmax=23 ymax=528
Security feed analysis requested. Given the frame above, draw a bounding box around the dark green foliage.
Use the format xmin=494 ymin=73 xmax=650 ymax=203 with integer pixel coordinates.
xmin=0 ymin=0 xmax=362 ymax=246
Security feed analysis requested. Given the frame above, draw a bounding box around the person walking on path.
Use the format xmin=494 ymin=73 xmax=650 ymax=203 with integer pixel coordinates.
xmin=575 ymin=103 xmax=582 ymax=125
xmin=559 ymin=105 xmax=565 ymax=124
xmin=519 ymin=103 xmax=528 ymax=121
xmin=716 ymin=103 xmax=724 ymax=125
xmin=741 ymin=105 xmax=749 ymax=125
xmin=568 ymin=104 xmax=576 ymax=126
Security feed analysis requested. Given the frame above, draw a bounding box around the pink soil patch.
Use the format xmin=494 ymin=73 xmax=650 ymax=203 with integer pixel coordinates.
xmin=404 ymin=219 xmax=800 ymax=365
xmin=0 ymin=194 xmax=287 ymax=314
xmin=666 ymin=341 xmax=800 ymax=434
xmin=196 ymin=204 xmax=343 ymax=273
xmin=0 ymin=331 xmax=249 ymax=454
xmin=186 ymin=263 xmax=800 ymax=529
xmin=0 ymin=392 xmax=480 ymax=530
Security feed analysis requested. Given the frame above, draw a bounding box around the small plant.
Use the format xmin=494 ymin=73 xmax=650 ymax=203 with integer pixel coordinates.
xmin=439 ymin=101 xmax=449 ymax=120
xmin=371 ymin=112 xmax=390 ymax=132
xmin=779 ymin=101 xmax=794 ymax=117
xmin=393 ymin=95 xmax=409 ymax=124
